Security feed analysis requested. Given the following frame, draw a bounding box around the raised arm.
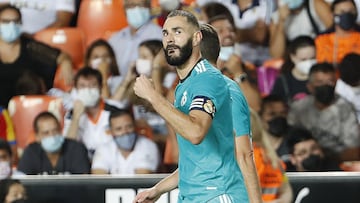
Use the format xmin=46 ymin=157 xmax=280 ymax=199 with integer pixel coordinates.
xmin=134 ymin=75 xmax=212 ymax=144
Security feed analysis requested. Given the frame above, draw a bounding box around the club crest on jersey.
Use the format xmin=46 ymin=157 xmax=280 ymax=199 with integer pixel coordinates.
xmin=204 ymin=100 xmax=215 ymax=115
xmin=181 ymin=91 xmax=187 ymax=106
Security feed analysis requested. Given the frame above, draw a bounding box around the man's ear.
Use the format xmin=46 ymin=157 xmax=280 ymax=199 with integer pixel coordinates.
xmin=193 ymin=31 xmax=202 ymax=47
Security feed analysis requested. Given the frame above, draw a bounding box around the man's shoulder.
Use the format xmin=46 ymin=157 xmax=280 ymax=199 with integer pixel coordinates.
xmin=108 ymin=27 xmax=131 ymax=42
xmin=290 ymin=96 xmax=313 ymax=110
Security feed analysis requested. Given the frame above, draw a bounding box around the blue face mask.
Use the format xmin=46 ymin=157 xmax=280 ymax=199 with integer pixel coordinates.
xmin=114 ymin=132 xmax=137 ymax=151
xmin=0 ymin=22 xmax=21 ymax=43
xmin=282 ymin=0 xmax=304 ymax=10
xmin=125 ymin=7 xmax=150 ymax=29
xmin=41 ymin=135 xmax=64 ymax=153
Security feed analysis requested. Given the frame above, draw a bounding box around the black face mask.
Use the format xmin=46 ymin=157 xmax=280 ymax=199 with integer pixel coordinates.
xmin=314 ymin=85 xmax=335 ymax=105
xmin=11 ymin=199 xmax=27 ymax=203
xmin=302 ymin=154 xmax=323 ymax=171
xmin=334 ymin=12 xmax=357 ymax=31
xmin=268 ymin=116 xmax=288 ymax=137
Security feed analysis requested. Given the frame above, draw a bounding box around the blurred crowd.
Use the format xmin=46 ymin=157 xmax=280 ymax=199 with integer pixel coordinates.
xmin=1 ymin=0 xmax=360 ymax=202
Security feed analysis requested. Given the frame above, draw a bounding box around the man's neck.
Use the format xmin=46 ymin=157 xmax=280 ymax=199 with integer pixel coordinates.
xmin=86 ymin=103 xmax=101 ymax=118
xmin=176 ymin=53 xmax=201 ymax=80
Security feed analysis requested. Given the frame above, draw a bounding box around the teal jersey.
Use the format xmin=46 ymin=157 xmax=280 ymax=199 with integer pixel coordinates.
xmin=174 ymin=59 xmax=249 ymax=202
xmin=223 ymin=76 xmax=251 ymax=137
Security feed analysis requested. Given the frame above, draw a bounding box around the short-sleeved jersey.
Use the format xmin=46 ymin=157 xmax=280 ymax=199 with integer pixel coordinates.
xmin=174 ymin=59 xmax=248 ymax=202
xmin=224 ymin=76 xmax=251 ymax=137
xmin=91 ymin=135 xmax=160 ymax=174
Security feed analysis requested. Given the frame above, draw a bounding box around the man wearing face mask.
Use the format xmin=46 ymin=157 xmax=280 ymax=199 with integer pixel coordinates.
xmin=208 ymin=15 xmax=262 ymax=112
xmin=64 ymin=67 xmax=121 ymax=160
xmin=17 ymin=111 xmax=90 ymax=175
xmin=287 ymin=127 xmax=341 ymax=171
xmin=316 ymin=0 xmax=360 ymax=64
xmin=108 ymin=0 xmax=162 ymax=78
xmin=260 ymin=95 xmax=292 ymax=167
xmin=91 ymin=109 xmax=160 ymax=174
xmin=288 ymin=63 xmax=360 ymax=162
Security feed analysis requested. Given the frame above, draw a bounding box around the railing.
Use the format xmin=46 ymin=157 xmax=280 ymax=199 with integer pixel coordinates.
xmin=18 ymin=172 xmax=360 ymax=203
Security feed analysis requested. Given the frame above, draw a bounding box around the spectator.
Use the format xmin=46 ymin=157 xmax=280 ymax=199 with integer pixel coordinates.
xmin=336 ymin=53 xmax=360 ymax=122
xmin=287 ymin=127 xmax=341 ymax=171
xmin=155 ymin=0 xmax=184 ymax=27
xmin=270 ymin=0 xmax=332 ymax=58
xmin=0 ymin=4 xmax=73 ymax=108
xmin=271 ymin=36 xmax=315 ymax=104
xmin=250 ymin=109 xmax=293 ymax=203
xmin=259 ymin=95 xmax=292 ymax=166
xmin=0 ymin=179 xmax=27 ymax=203
xmin=208 ymin=14 xmax=262 ymax=112
xmin=0 ymin=0 xmax=75 ymax=35
xmin=17 ymin=111 xmax=90 ymax=175
xmin=84 ymin=39 xmax=121 ymax=99
xmin=316 ymin=0 xmax=360 ymax=65
xmin=288 ymin=62 xmax=360 ymax=161
xmin=64 ymin=68 xmax=120 ymax=159
xmin=108 ymin=0 xmax=162 ymax=77
xmin=200 ymin=0 xmax=274 ymax=65
xmin=0 ymin=139 xmax=23 ymax=179
xmin=91 ymin=110 xmax=159 ymax=174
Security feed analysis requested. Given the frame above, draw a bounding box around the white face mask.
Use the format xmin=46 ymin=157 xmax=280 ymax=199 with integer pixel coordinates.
xmin=219 ymin=46 xmax=234 ymax=61
xmin=136 ymin=58 xmax=152 ymax=77
xmin=126 ymin=7 xmax=151 ymax=29
xmin=0 ymin=161 xmax=11 ymax=179
xmin=295 ymin=59 xmax=317 ymax=75
xmin=159 ymin=0 xmax=180 ymax=11
xmin=76 ymin=88 xmax=100 ymax=107
xmin=90 ymin=57 xmax=111 ymax=69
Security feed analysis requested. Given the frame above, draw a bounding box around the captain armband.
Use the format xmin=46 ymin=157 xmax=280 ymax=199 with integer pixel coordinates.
xmin=189 ymin=96 xmax=216 ymax=118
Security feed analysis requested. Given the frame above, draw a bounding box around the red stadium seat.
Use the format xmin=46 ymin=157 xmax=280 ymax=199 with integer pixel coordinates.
xmin=34 ymin=27 xmax=86 ymax=70
xmin=77 ymin=0 xmax=128 ymax=46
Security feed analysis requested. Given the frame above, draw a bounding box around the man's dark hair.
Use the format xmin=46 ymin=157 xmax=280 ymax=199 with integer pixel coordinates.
xmin=0 ymin=4 xmax=22 ymax=21
xmin=33 ymin=111 xmax=60 ymax=133
xmin=338 ymin=53 xmax=360 ymax=86
xmin=202 ymin=2 xmax=234 ymax=26
xmin=0 ymin=138 xmax=11 ymax=157
xmin=309 ymin=62 xmax=335 ymax=78
xmin=331 ymin=0 xmax=356 ymax=12
xmin=200 ymin=23 xmax=220 ymax=64
xmin=260 ymin=94 xmax=288 ymax=115
xmin=74 ymin=67 xmax=103 ymax=87
xmin=287 ymin=127 xmax=316 ymax=154
xmin=167 ymin=10 xmax=199 ymax=30
xmin=109 ymin=109 xmax=134 ymax=127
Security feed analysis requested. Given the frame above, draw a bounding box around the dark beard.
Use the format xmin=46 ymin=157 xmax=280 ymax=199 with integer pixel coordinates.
xmin=164 ymin=38 xmax=193 ymax=66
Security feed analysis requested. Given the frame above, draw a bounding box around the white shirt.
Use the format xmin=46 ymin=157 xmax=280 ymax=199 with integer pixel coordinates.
xmin=91 ymin=136 xmax=160 ymax=174
xmin=108 ymin=21 xmax=162 ymax=77
xmin=335 ymin=79 xmax=360 ymax=123
xmin=63 ymin=102 xmax=113 ymax=152
xmin=0 ymin=0 xmax=75 ymax=34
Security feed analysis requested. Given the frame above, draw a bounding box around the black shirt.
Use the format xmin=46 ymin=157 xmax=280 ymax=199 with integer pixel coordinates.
xmin=17 ymin=139 xmax=90 ymax=175
xmin=0 ymin=35 xmax=60 ymax=107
